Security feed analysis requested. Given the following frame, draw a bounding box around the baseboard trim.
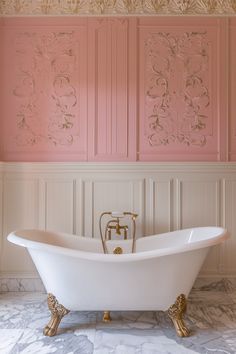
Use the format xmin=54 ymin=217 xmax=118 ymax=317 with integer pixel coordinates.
xmin=0 ymin=273 xmax=45 ymax=292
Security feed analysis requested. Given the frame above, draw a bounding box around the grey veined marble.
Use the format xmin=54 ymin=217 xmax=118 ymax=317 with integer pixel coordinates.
xmin=0 ymin=278 xmax=236 ymax=354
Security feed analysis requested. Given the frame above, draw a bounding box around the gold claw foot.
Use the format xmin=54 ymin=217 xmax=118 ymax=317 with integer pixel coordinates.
xmin=103 ymin=311 xmax=111 ymax=322
xmin=168 ymin=294 xmax=190 ymax=337
xmin=44 ymin=293 xmax=69 ymax=337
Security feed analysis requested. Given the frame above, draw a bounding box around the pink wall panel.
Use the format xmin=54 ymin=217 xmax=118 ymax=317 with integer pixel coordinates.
xmin=87 ymin=18 xmax=136 ymax=161
xmin=138 ymin=18 xmax=227 ymax=161
xmin=0 ymin=17 xmax=231 ymax=162
xmin=1 ymin=18 xmax=87 ymax=161
xmin=229 ymin=18 xmax=236 ymax=161
xmin=0 ymin=19 xmax=3 ymax=160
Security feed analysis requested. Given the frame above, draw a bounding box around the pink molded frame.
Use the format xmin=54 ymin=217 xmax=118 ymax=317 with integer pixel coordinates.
xmin=138 ymin=17 xmax=228 ymax=161
xmin=229 ymin=17 xmax=236 ymax=161
xmin=87 ymin=18 xmax=136 ymax=161
xmin=1 ymin=17 xmax=88 ymax=162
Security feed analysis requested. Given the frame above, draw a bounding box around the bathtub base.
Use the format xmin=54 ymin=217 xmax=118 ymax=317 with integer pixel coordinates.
xmin=168 ymin=294 xmax=190 ymax=337
xmin=43 ymin=293 xmax=190 ymax=337
xmin=44 ymin=293 xmax=69 ymax=337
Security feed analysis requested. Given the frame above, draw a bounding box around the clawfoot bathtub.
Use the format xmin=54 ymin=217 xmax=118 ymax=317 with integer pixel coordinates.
xmin=8 ymin=227 xmax=228 ymax=337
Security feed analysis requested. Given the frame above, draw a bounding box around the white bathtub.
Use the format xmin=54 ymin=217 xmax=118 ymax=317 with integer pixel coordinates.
xmin=8 ymin=227 xmax=229 ymax=337
xmin=8 ymin=227 xmax=228 ymax=312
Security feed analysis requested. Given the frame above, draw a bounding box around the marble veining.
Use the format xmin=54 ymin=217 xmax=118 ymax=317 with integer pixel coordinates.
xmin=0 ymin=277 xmax=45 ymax=293
xmin=0 ymin=278 xmax=236 ymax=353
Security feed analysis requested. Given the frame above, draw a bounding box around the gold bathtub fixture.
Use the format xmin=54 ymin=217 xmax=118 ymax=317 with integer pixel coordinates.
xmin=44 ymin=293 xmax=69 ymax=337
xmin=99 ymin=211 xmax=138 ymax=254
xmin=106 ymin=219 xmax=128 ymax=239
xmin=113 ymin=246 xmax=123 ymax=254
xmin=168 ymin=294 xmax=190 ymax=337
xmin=103 ymin=311 xmax=111 ymax=322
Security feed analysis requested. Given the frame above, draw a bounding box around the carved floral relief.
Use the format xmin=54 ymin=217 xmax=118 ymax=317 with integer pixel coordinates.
xmin=145 ymin=31 xmax=210 ymax=148
xmin=13 ymin=31 xmax=79 ymax=148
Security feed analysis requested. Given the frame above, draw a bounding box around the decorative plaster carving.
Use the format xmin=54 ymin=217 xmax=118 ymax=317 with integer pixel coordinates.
xmin=0 ymin=0 xmax=236 ymax=15
xmin=145 ymin=31 xmax=210 ymax=147
xmin=13 ymin=31 xmax=79 ymax=147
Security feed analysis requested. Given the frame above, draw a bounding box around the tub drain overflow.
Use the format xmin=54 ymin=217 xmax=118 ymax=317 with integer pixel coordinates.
xmin=113 ymin=246 xmax=123 ymax=254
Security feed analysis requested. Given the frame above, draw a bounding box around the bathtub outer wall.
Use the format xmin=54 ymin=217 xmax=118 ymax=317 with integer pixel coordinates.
xmin=28 ymin=246 xmax=209 ymax=311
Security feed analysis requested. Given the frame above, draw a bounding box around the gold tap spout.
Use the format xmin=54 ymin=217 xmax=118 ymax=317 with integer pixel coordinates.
xmin=115 ymin=219 xmax=121 ymax=235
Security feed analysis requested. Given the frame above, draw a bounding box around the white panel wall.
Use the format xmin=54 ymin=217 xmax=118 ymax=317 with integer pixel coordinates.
xmin=0 ymin=162 xmax=236 ymax=280
xmin=81 ymin=177 xmax=145 ymax=238
xmin=1 ymin=177 xmax=39 ymax=273
xmin=224 ymin=180 xmax=236 ymax=274
xmin=44 ymin=179 xmax=75 ymax=234
xmin=91 ymin=179 xmax=145 ymax=238
xmin=178 ymin=179 xmax=221 ymax=275
xmin=147 ymin=178 xmax=173 ymax=235
xmin=0 ymin=168 xmax=2 ymax=268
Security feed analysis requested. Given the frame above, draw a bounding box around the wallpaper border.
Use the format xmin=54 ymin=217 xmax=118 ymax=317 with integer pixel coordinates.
xmin=0 ymin=0 xmax=236 ymax=16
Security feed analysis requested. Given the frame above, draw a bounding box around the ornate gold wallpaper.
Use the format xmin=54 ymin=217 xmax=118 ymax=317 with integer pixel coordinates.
xmin=0 ymin=0 xmax=236 ymax=16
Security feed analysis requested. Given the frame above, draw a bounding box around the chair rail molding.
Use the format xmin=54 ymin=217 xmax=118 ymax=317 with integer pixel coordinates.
xmin=0 ymin=161 xmax=236 ymax=292
xmin=1 ymin=0 xmax=236 ymax=16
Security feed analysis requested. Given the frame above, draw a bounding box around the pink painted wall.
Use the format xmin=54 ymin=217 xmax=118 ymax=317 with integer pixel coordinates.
xmin=0 ymin=18 xmax=4 ymax=161
xmin=229 ymin=17 xmax=236 ymax=161
xmin=0 ymin=17 xmax=233 ymax=162
xmin=138 ymin=17 xmax=228 ymax=161
xmin=1 ymin=18 xmax=88 ymax=161
xmin=87 ymin=18 xmax=136 ymax=161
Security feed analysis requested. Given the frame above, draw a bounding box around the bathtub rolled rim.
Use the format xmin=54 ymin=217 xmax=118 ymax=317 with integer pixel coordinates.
xmin=7 ymin=227 xmax=229 ymax=263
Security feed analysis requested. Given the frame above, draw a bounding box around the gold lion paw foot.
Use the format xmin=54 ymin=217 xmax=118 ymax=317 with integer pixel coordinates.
xmin=44 ymin=293 xmax=69 ymax=337
xmin=44 ymin=321 xmax=59 ymax=337
xmin=168 ymin=294 xmax=191 ymax=338
xmin=174 ymin=319 xmax=191 ymax=337
xmin=103 ymin=311 xmax=112 ymax=322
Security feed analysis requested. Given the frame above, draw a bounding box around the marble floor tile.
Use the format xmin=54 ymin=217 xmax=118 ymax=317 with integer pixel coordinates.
xmin=0 ymin=329 xmax=24 ymax=354
xmin=96 ymin=311 xmax=158 ymax=330
xmin=1 ymin=278 xmax=236 ymax=354
xmin=93 ymin=330 xmax=200 ymax=354
xmin=9 ymin=329 xmax=94 ymax=354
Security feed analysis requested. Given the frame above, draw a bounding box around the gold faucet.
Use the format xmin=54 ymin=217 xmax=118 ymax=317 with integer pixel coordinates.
xmin=105 ymin=218 xmax=128 ymax=240
xmin=99 ymin=211 xmax=138 ymax=254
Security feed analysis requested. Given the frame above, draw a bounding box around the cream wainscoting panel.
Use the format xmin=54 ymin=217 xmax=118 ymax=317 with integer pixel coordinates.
xmin=1 ymin=162 xmax=236 ymax=282
xmin=82 ymin=178 xmax=145 ymax=238
xmin=224 ymin=180 xmax=236 ymax=274
xmin=0 ymin=172 xmax=2 ymax=264
xmin=178 ymin=179 xmax=220 ymax=228
xmin=43 ymin=179 xmax=75 ymax=234
xmin=1 ymin=177 xmax=39 ymax=274
xmin=146 ymin=178 xmax=173 ymax=236
xmin=178 ymin=178 xmax=221 ymax=275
